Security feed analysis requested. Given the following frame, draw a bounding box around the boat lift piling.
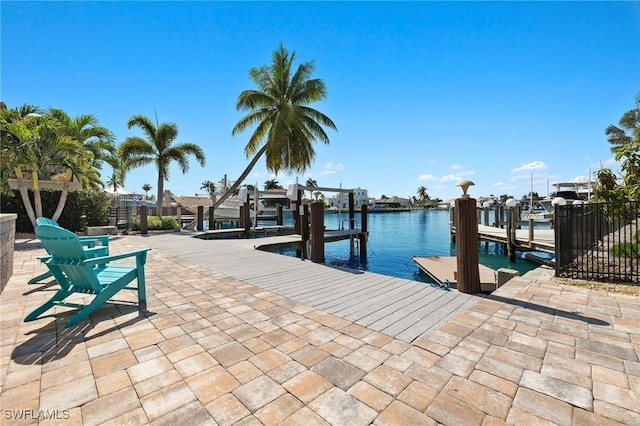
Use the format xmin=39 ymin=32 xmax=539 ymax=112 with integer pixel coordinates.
xmin=288 ymin=183 xmax=368 ymax=264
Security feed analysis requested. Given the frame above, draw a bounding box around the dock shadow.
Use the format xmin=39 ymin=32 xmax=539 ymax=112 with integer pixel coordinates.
xmin=486 ymin=294 xmax=610 ymax=326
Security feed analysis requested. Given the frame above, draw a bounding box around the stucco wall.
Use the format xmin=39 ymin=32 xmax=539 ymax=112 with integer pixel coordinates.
xmin=0 ymin=214 xmax=17 ymax=294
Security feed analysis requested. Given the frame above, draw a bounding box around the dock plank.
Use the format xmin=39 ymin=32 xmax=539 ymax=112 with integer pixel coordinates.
xmin=394 ymin=295 xmax=476 ymax=342
xmin=335 ymin=281 xmax=432 ymax=319
xmin=360 ymin=288 xmax=451 ymax=328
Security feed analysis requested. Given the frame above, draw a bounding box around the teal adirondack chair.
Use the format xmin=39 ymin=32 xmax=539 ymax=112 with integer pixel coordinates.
xmin=24 ymin=224 xmax=151 ymax=328
xmin=28 ymin=217 xmax=111 ymax=284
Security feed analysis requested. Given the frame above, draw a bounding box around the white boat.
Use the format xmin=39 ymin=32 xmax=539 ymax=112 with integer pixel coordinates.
xmin=538 ymin=181 xmax=593 ymax=213
xmin=171 ymin=193 xmax=271 ymax=220
xmin=172 ymin=194 xmax=243 ymax=219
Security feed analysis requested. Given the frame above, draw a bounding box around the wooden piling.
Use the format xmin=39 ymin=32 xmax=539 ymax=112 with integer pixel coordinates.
xmin=300 ymin=204 xmax=310 ymax=259
xmin=360 ymin=205 xmax=368 ymax=259
xmin=454 ymin=197 xmax=481 ymax=294
xmin=348 ymin=193 xmax=355 ymax=230
xmin=277 ymin=205 xmax=283 ymax=226
xmin=140 ymin=205 xmax=148 ymax=235
xmin=294 ymin=190 xmax=302 ymax=234
xmin=507 ymin=208 xmax=516 ymax=262
xmin=240 ymin=203 xmax=251 ymax=238
xmin=197 ymin=206 xmax=204 ymax=232
xmin=310 ymin=202 xmax=325 ymax=263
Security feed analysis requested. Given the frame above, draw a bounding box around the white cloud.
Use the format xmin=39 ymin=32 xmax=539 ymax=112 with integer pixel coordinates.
xmin=511 ymin=161 xmax=548 ymax=173
xmin=450 ymin=164 xmax=464 ymax=170
xmin=418 ymin=174 xmax=436 ymax=181
xmin=320 ymin=161 xmax=344 ymax=175
xmin=440 ymin=174 xmax=460 ymax=182
xmin=493 ymin=182 xmax=506 ymax=187
xmin=458 ymin=170 xmax=475 ymax=177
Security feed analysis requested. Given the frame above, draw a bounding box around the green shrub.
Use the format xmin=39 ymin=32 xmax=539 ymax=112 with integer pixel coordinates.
xmin=0 ymin=189 xmax=110 ymax=232
xmin=610 ymin=231 xmax=640 ymax=259
xmin=129 ymin=216 xmax=177 ymax=231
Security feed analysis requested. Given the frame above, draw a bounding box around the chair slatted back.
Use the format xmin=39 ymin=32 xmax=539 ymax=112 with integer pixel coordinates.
xmin=36 ymin=217 xmax=59 ymax=227
xmin=35 ymin=224 xmax=102 ymax=293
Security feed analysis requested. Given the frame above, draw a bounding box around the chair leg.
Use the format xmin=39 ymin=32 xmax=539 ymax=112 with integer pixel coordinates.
xmin=137 ymin=271 xmax=146 ymax=304
xmin=28 ymin=270 xmax=54 ymax=284
xmin=65 ymin=283 xmax=127 ymax=328
xmin=24 ymin=289 xmax=73 ymax=322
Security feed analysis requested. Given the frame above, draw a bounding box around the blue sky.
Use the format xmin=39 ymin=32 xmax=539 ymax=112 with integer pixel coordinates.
xmin=2 ymin=1 xmax=639 ymax=201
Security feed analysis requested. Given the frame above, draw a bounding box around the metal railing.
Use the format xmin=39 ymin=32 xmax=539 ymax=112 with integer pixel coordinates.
xmin=554 ymin=201 xmax=639 ymax=283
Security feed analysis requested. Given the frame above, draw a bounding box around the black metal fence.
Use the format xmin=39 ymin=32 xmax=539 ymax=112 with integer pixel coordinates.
xmin=554 ymin=201 xmax=639 ymax=283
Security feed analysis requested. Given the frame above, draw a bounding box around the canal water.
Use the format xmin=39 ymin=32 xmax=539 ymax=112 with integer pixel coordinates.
xmin=263 ymin=209 xmax=541 ymax=283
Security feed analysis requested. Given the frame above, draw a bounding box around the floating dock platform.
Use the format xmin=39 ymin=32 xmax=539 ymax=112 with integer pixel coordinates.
xmin=413 ymin=256 xmax=501 ymax=293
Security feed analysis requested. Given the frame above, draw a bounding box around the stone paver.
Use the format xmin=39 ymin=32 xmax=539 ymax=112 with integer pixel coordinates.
xmin=1 ymin=235 xmax=639 ymax=425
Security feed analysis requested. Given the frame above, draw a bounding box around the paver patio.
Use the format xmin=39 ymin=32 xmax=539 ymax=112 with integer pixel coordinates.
xmin=0 ymin=235 xmax=638 ymax=425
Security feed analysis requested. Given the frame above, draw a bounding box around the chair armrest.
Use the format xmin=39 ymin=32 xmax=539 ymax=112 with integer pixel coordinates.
xmin=82 ymin=248 xmax=151 ymax=267
xmin=78 ymin=235 xmax=110 ymax=247
xmin=84 ymin=246 xmax=109 ymax=257
xmin=78 ymin=238 xmax=98 ymax=248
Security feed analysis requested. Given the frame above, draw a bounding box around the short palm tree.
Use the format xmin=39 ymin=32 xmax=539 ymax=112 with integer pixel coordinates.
xmin=105 ymin=170 xmax=124 ymax=193
xmin=417 ymin=186 xmax=429 ymax=207
xmin=142 ymin=183 xmax=152 ymax=198
xmin=200 ymin=180 xmax=216 ymax=195
xmin=305 ymin=178 xmax=318 ymax=198
xmin=264 ymin=179 xmax=283 ymax=190
xmin=214 ymin=44 xmax=337 ymax=208
xmin=120 ymin=114 xmax=206 ymax=215
xmin=45 ymin=108 xmax=116 ymax=219
xmin=1 ymin=105 xmax=92 ymax=227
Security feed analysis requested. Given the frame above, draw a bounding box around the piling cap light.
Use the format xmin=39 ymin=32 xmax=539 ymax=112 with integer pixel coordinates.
xmin=505 ymin=198 xmax=517 ymax=208
xmin=456 ymin=179 xmax=474 ymax=198
xmin=551 ymin=197 xmax=567 ymax=206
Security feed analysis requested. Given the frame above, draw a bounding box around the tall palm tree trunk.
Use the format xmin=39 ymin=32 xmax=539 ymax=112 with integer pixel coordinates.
xmin=212 ymin=145 xmax=267 ymax=209
xmin=14 ymin=169 xmax=37 ymax=228
xmin=52 ymin=181 xmax=70 ymax=222
xmin=157 ymin=175 xmax=164 ymax=217
xmin=30 ymin=169 xmax=43 ymax=218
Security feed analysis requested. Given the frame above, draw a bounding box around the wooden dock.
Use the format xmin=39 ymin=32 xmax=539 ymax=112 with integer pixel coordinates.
xmin=413 ymin=256 xmax=498 ymax=292
xmin=133 ymin=232 xmax=484 ymax=342
xmin=452 ymin=224 xmax=555 ymax=254
xmin=197 ymin=226 xmax=294 ymax=240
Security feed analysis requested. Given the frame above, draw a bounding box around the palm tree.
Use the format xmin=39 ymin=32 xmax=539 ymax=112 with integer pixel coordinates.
xmin=45 ymin=108 xmax=115 ymax=220
xmin=305 ymin=178 xmax=318 ymax=198
xmin=213 ymin=44 xmax=337 ymax=209
xmin=200 ymin=180 xmax=216 ymax=195
xmin=46 ymin=108 xmax=115 ymax=170
xmin=416 ymin=186 xmax=429 ymax=208
xmin=264 ymin=178 xmax=283 ymax=190
xmin=105 ymin=170 xmax=124 ymax=193
xmin=120 ymin=113 xmax=206 ymax=215
xmin=0 ymin=105 xmax=88 ymax=227
xmin=142 ymin=183 xmax=152 ymax=198
xmin=606 ymin=93 xmax=640 ymax=199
